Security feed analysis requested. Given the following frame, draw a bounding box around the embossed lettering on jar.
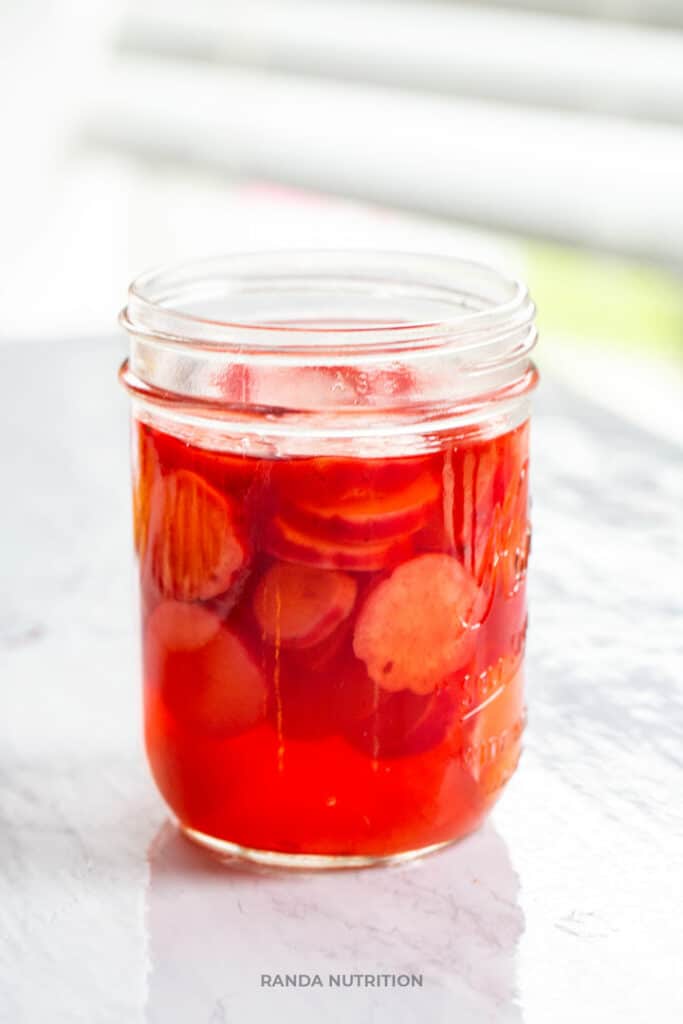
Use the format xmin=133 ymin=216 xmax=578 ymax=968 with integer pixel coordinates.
xmin=119 ymin=251 xmax=538 ymax=867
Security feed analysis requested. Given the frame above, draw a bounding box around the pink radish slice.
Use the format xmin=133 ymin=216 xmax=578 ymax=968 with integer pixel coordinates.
xmin=253 ymin=562 xmax=357 ymax=649
xmin=282 ymin=470 xmax=440 ymax=542
xmin=146 ymin=601 xmax=223 ymax=653
xmin=264 ymin=515 xmax=415 ymax=571
xmin=353 ymin=553 xmax=480 ymax=695
xmin=147 ymin=469 xmax=248 ymax=602
xmin=145 ymin=603 xmax=266 ymax=736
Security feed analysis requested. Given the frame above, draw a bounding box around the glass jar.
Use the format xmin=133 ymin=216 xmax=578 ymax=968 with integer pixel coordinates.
xmin=119 ymin=251 xmax=538 ymax=868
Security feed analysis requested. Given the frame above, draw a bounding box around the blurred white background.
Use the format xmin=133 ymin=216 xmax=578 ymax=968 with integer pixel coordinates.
xmin=0 ymin=0 xmax=681 ymax=434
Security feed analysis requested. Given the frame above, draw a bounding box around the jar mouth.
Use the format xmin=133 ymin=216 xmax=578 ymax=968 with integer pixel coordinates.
xmin=120 ymin=250 xmax=535 ymax=358
xmin=120 ymin=250 xmax=537 ymax=449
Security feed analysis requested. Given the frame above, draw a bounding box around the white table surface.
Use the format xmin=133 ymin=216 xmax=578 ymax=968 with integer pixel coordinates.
xmin=1 ymin=337 xmax=682 ymax=1024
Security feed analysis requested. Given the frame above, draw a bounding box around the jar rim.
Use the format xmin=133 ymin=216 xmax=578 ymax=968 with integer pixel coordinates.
xmin=120 ymin=249 xmax=535 ymax=359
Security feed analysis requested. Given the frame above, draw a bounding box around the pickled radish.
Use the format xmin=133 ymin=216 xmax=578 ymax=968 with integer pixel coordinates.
xmin=273 ymin=454 xmax=433 ymax=507
xmin=139 ymin=421 xmax=264 ymax=497
xmin=146 ymin=603 xmax=267 ymax=735
xmin=264 ymin=515 xmax=414 ymax=571
xmin=473 ymin=463 xmax=529 ymax=607
xmin=146 ymin=601 xmax=222 ymax=652
xmin=146 ymin=469 xmax=247 ymax=601
xmin=457 ymin=428 xmax=529 ymax=592
xmin=283 ymin=470 xmax=440 ymax=542
xmin=457 ymin=444 xmax=497 ymax=577
xmin=253 ymin=562 xmax=357 ymax=648
xmin=353 ymin=553 xmax=480 ymax=695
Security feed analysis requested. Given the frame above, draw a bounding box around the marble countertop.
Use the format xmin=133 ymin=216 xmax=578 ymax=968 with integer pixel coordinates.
xmin=1 ymin=337 xmax=682 ymax=1024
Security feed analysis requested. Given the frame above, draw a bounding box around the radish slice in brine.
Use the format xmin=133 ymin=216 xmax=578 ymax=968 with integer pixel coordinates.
xmin=283 ymin=470 xmax=440 ymax=542
xmin=145 ymin=469 xmax=248 ymax=602
xmin=264 ymin=515 xmax=415 ymax=571
xmin=146 ymin=602 xmax=267 ymax=736
xmin=253 ymin=562 xmax=357 ymax=649
xmin=353 ymin=553 xmax=480 ymax=695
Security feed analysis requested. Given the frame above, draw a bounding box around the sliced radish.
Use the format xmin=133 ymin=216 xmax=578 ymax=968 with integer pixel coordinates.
xmin=353 ymin=553 xmax=480 ymax=695
xmin=272 ymin=454 xmax=433 ymax=508
xmin=264 ymin=515 xmax=414 ymax=571
xmin=456 ymin=428 xmax=530 ymax=594
xmin=457 ymin=444 xmax=498 ymax=577
xmin=146 ymin=469 xmax=248 ymax=601
xmin=146 ymin=603 xmax=267 ymax=736
xmin=282 ymin=469 xmax=440 ymax=542
xmin=142 ymin=422 xmax=264 ymax=497
xmin=253 ymin=562 xmax=357 ymax=648
xmin=146 ymin=601 xmax=223 ymax=653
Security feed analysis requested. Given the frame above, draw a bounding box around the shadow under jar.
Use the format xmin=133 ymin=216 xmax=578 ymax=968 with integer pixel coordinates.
xmin=119 ymin=251 xmax=538 ymax=868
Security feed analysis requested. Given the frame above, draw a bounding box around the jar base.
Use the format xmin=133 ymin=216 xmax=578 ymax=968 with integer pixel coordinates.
xmin=180 ymin=824 xmax=457 ymax=870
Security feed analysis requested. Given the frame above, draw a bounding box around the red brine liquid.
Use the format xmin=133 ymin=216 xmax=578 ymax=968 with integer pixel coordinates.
xmin=135 ymin=419 xmax=530 ymax=858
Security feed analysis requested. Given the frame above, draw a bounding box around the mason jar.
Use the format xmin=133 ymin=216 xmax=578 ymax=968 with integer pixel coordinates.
xmin=119 ymin=250 xmax=538 ymax=868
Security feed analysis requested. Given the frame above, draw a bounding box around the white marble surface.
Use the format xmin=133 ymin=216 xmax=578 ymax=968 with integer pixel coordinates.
xmin=1 ymin=337 xmax=682 ymax=1023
